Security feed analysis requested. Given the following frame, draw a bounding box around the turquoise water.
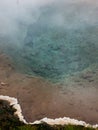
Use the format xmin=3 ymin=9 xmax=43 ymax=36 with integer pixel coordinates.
xmin=1 ymin=2 xmax=98 ymax=81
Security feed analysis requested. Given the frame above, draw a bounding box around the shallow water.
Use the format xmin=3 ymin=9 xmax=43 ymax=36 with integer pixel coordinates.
xmin=0 ymin=1 xmax=98 ymax=82
xmin=0 ymin=0 xmax=98 ymax=123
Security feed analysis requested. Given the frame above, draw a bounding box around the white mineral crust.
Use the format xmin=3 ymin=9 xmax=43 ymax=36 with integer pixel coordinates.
xmin=0 ymin=95 xmax=98 ymax=128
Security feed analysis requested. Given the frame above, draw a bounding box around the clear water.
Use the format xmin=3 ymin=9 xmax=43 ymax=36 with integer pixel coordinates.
xmin=1 ymin=1 xmax=98 ymax=82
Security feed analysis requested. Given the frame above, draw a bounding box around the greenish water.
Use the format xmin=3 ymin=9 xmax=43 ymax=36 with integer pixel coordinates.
xmin=7 ymin=27 xmax=98 ymax=82
xmin=1 ymin=3 xmax=98 ymax=82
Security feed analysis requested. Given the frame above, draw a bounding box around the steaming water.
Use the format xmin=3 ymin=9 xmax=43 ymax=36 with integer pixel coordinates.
xmin=0 ymin=0 xmax=98 ymax=82
xmin=0 ymin=0 xmax=98 ymax=125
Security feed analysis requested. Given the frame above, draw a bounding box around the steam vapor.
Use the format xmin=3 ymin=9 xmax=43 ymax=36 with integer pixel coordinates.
xmin=0 ymin=0 xmax=98 ymax=79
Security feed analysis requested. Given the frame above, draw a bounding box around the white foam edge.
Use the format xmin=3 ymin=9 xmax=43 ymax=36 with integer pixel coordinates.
xmin=32 ymin=117 xmax=98 ymax=129
xmin=0 ymin=95 xmax=27 ymax=124
xmin=0 ymin=95 xmax=98 ymax=128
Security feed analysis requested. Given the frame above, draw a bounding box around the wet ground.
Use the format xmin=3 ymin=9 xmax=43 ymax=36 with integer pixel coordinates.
xmin=0 ymin=53 xmax=98 ymax=124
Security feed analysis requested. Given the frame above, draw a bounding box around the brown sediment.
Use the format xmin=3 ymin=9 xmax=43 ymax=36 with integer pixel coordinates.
xmin=0 ymin=53 xmax=98 ymax=124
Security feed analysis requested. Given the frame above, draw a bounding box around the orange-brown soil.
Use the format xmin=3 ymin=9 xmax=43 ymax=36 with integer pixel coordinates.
xmin=0 ymin=53 xmax=98 ymax=124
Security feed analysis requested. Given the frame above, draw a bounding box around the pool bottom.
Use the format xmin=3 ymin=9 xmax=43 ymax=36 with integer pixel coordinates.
xmin=0 ymin=53 xmax=98 ymax=124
